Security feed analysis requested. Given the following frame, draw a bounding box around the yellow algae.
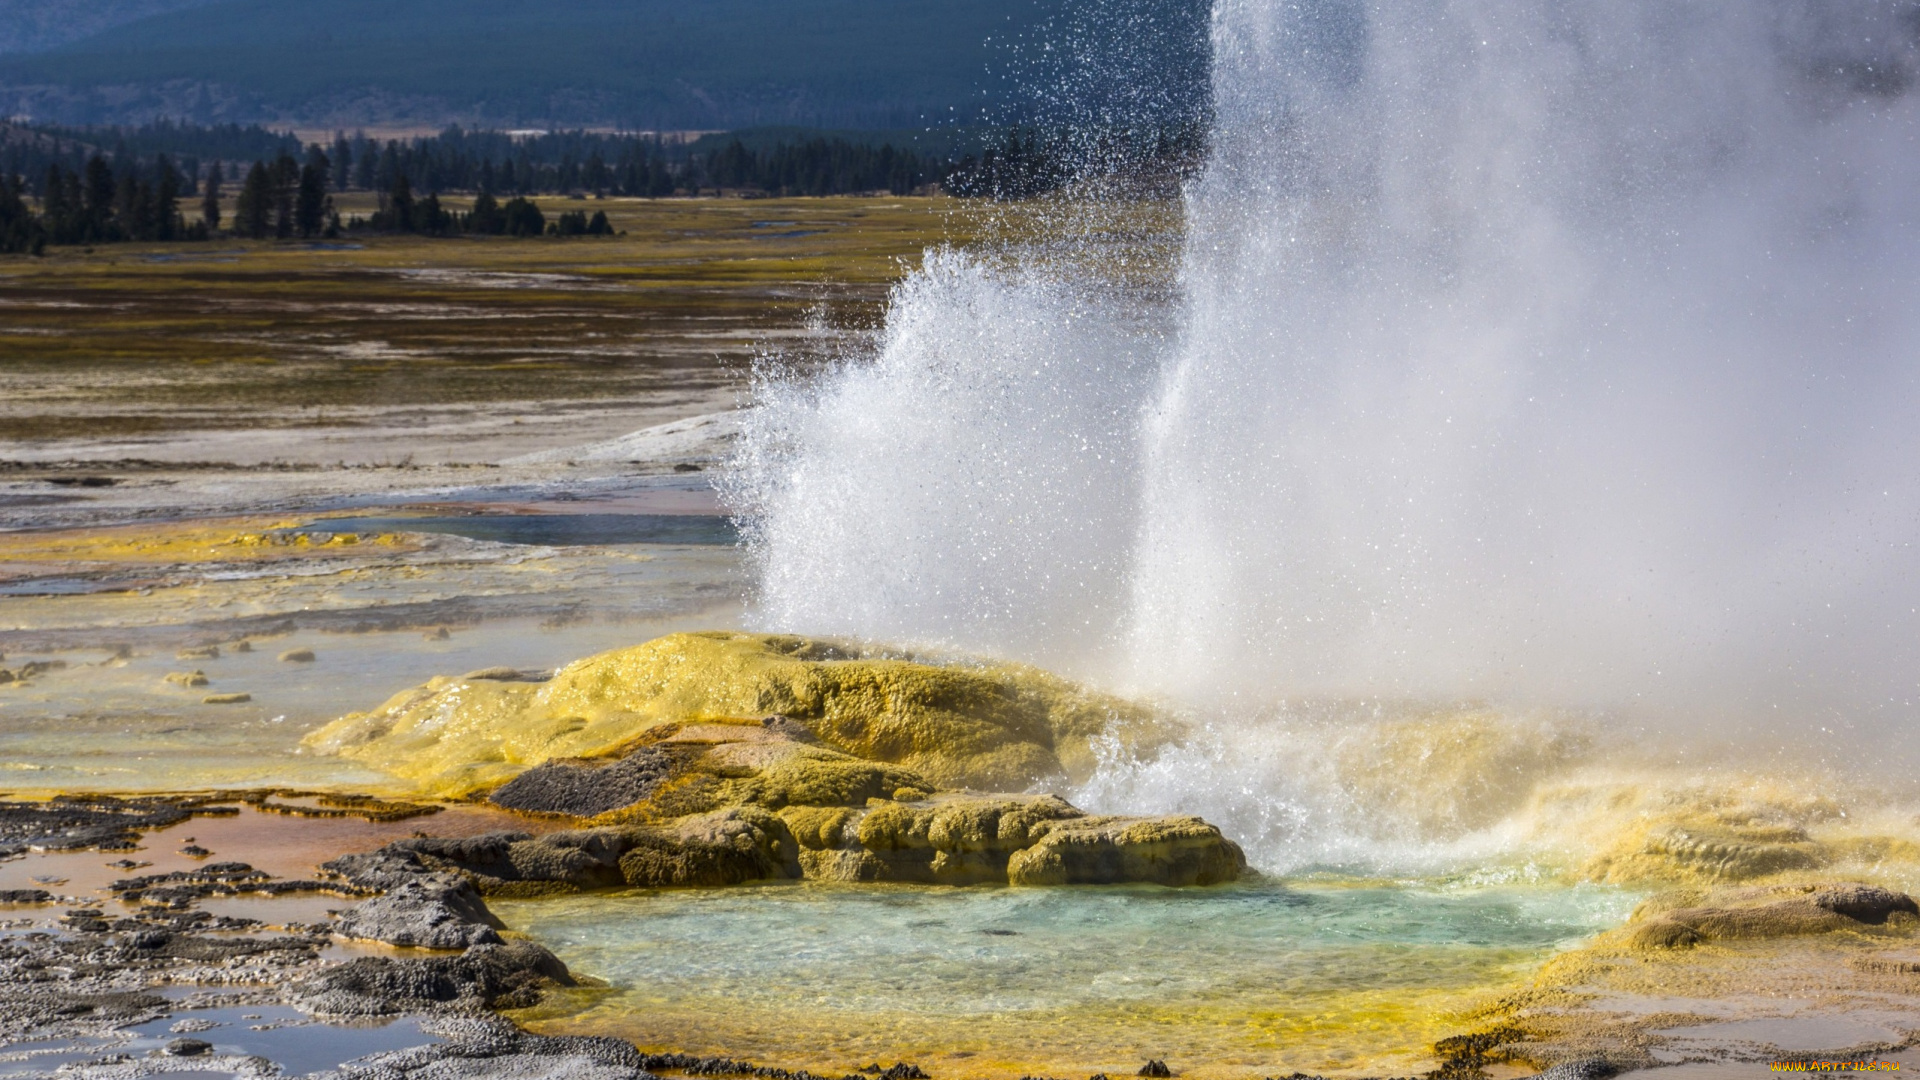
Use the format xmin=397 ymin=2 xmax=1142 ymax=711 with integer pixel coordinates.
xmin=303 ymin=631 xmax=1180 ymax=798
xmin=1004 ymin=814 xmax=1245 ymax=886
xmin=777 ymin=804 xmax=855 ymax=849
xmin=521 ymin=986 xmax=1501 ymax=1080
xmin=707 ymin=749 xmax=929 ymax=814
xmin=0 ymin=516 xmax=419 ymax=570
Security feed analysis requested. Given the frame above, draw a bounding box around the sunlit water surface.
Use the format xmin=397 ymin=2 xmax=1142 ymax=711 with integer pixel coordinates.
xmin=502 ymin=879 xmax=1637 ymax=1078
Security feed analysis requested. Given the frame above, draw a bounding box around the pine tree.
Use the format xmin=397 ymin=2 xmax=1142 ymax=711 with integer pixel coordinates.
xmin=114 ymin=170 xmax=148 ymax=241
xmin=375 ymin=172 xmax=415 ymax=232
xmin=234 ymin=160 xmax=273 ymax=239
xmin=586 ymin=151 xmax=607 ymax=196
xmin=154 ymin=155 xmax=182 ymax=241
xmin=82 ymin=155 xmax=116 ymax=241
xmin=467 ymin=189 xmax=504 ymax=235
xmin=413 ymin=192 xmax=448 ymax=235
xmin=501 ymin=197 xmax=543 ymax=237
xmin=42 ymin=164 xmax=85 ymax=245
xmin=270 ymin=154 xmax=299 ymax=239
xmin=646 ymin=155 xmax=675 ymax=198
xmin=0 ymin=174 xmax=44 ymax=254
xmin=42 ymin=164 xmax=71 ymax=242
xmin=295 ymin=151 xmax=331 ymax=238
xmin=353 ymin=135 xmax=376 ymax=190
xmin=330 ymin=133 xmax=352 ymax=190
xmin=376 ymin=142 xmax=401 ymax=192
xmin=201 ymin=165 xmax=222 ymax=232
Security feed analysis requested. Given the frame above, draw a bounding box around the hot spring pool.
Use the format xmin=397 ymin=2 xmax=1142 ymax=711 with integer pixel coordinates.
xmin=498 ymin=878 xmax=1638 ymax=1078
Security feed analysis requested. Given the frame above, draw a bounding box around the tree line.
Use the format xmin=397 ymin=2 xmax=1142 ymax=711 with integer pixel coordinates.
xmin=2 ymin=154 xmax=205 ymax=252
xmin=0 ymin=148 xmax=616 ymax=251
xmin=943 ymin=124 xmax=1207 ymax=199
xmin=0 ymin=119 xmax=1208 ymax=253
xmin=317 ymin=129 xmax=936 ymax=199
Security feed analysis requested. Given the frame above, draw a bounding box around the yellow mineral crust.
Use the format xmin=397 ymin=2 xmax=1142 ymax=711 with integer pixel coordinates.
xmin=1522 ymin=778 xmax=1920 ymax=889
xmin=370 ymin=714 xmax=1245 ymax=890
xmin=584 ymin=736 xmax=931 ymax=824
xmin=0 ymin=515 xmax=410 ymax=573
xmin=302 ymin=630 xmax=1179 ymax=798
xmin=412 ymin=789 xmax=1245 ymax=891
xmin=1618 ymin=881 xmax=1920 ymax=949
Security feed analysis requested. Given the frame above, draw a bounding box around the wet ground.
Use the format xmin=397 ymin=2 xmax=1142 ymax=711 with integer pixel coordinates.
xmin=0 ymin=201 xmax=880 ymax=792
xmin=2 ymin=195 xmax=1916 ymax=1079
xmin=0 ymin=479 xmax=749 ymax=792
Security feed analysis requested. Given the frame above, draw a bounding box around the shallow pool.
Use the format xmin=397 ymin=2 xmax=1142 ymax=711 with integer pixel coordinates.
xmin=499 ymin=878 xmax=1637 ymax=1079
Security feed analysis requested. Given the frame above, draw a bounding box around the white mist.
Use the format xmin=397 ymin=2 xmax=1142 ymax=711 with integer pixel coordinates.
xmin=727 ymin=2 xmax=1920 ymax=870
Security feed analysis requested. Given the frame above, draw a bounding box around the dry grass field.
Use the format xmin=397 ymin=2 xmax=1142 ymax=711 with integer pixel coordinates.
xmin=0 ymin=195 xmax=980 ymax=446
xmin=0 ymin=192 xmax=1179 ymax=467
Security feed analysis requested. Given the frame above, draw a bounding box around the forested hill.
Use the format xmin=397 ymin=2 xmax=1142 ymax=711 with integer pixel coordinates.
xmin=0 ymin=0 xmax=1209 ymax=132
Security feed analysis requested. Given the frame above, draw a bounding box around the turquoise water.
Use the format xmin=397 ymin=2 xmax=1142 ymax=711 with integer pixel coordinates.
xmin=500 ymin=878 xmax=1637 ymax=1077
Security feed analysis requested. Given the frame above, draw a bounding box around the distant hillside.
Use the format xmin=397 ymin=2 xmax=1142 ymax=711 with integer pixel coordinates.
xmin=0 ymin=0 xmax=218 ymax=56
xmin=0 ymin=0 xmax=1209 ymax=131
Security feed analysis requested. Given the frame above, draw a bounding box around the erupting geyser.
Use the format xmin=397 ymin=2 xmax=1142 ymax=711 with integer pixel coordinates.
xmin=727 ymin=0 xmax=1920 ymax=866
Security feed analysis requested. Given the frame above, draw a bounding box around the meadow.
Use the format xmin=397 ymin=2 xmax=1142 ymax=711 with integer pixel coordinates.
xmin=0 ymin=195 xmax=966 ymax=444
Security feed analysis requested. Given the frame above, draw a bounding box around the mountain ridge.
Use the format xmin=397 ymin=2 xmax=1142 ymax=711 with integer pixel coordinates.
xmin=0 ymin=0 xmax=1209 ymax=131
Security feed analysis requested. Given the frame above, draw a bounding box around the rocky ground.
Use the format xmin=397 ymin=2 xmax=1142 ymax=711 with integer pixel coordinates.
xmin=0 ymin=624 xmax=1266 ymax=1076
xmin=0 ymin=791 xmax=969 ymax=1078
xmin=0 ymin=656 xmax=1917 ymax=1078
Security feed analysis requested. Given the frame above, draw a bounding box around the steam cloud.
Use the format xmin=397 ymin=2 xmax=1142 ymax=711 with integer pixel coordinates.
xmin=728 ymin=1 xmax=1920 ymax=765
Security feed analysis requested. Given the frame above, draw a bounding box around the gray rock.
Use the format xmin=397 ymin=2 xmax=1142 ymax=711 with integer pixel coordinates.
xmin=501 ymin=831 xmax=634 ymax=888
xmin=336 ymin=877 xmax=504 ymax=949
xmin=488 ymin=747 xmax=678 ymax=817
xmin=0 ymin=795 xmax=193 ymax=857
xmin=165 ymin=1036 xmax=214 ymax=1055
xmin=326 ymin=834 xmax=532 ymax=890
xmin=1812 ymin=884 xmax=1920 ymax=923
xmin=313 ymin=1017 xmax=653 ymax=1080
xmin=295 ymin=940 xmax=576 ymax=1016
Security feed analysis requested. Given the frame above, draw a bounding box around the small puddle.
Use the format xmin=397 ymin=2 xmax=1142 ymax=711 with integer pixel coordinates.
xmin=128 ymin=1005 xmax=440 ymax=1075
xmin=0 ymin=578 xmax=119 ymax=596
xmin=1655 ymin=1013 xmax=1916 ymax=1053
xmin=0 ymin=1004 xmax=441 ymax=1077
xmin=297 ymin=513 xmax=737 ymax=546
